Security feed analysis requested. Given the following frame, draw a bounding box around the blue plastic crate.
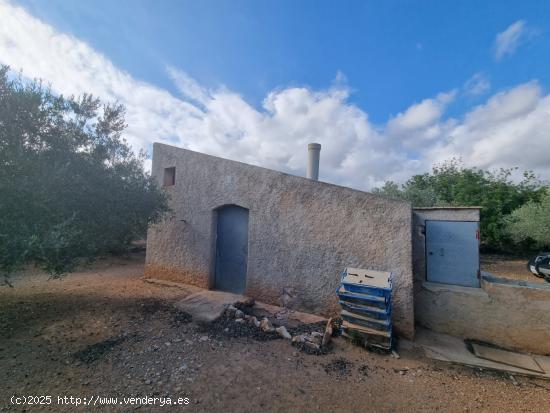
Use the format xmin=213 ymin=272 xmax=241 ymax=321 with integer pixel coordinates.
xmin=337 ymin=287 xmax=390 ymax=309
xmin=341 ymin=282 xmax=392 ymax=298
xmin=338 ymin=300 xmax=391 ymax=320
xmin=337 ymin=267 xmax=394 ymax=351
xmin=341 ymin=310 xmax=391 ymax=332
xmin=340 ymin=267 xmax=392 ymax=299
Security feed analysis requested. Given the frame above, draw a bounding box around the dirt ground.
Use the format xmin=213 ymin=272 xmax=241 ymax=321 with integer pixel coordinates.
xmin=1 ymin=254 xmax=550 ymax=412
xmin=481 ymin=253 xmax=546 ymax=284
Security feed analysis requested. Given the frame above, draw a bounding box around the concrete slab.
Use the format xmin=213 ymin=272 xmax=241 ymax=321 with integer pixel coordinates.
xmin=412 ymin=327 xmax=550 ymax=380
xmin=472 ymin=343 xmax=544 ymax=373
xmin=146 ymin=277 xmax=327 ymax=326
xmin=535 ymin=356 xmax=550 ymax=373
xmin=174 ymin=290 xmax=251 ymax=323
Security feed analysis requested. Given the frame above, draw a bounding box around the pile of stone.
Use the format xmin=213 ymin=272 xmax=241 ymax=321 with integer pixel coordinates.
xmin=224 ymin=304 xmax=332 ymax=352
xmin=290 ymin=318 xmax=333 ymax=353
xmin=224 ymin=304 xmax=292 ymax=338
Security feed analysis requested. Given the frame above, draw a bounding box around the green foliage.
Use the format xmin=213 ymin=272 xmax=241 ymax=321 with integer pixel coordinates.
xmin=373 ymin=159 xmax=548 ymax=250
xmin=0 ymin=66 xmax=169 ymax=278
xmin=505 ymin=194 xmax=550 ymax=248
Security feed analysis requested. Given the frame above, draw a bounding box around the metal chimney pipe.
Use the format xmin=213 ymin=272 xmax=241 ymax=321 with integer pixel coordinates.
xmin=307 ymin=143 xmax=321 ymax=180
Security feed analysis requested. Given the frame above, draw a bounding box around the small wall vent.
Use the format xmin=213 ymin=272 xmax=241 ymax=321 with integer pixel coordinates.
xmin=163 ymin=167 xmax=176 ymax=187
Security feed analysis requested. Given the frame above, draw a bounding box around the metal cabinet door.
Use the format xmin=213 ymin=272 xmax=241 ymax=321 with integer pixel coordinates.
xmin=426 ymin=220 xmax=480 ymax=287
xmin=214 ymin=205 xmax=249 ymax=294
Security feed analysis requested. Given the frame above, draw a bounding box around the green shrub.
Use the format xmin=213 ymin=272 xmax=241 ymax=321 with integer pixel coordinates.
xmin=505 ymin=194 xmax=550 ymax=249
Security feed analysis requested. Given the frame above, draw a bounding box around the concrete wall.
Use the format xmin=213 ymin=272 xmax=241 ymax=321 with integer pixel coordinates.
xmin=413 ymin=208 xmax=550 ymax=355
xmin=416 ymin=275 xmax=550 ymax=355
xmin=146 ymin=143 xmax=415 ymax=339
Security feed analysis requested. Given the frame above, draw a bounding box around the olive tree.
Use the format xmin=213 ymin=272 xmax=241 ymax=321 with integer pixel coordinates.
xmin=505 ymin=194 xmax=550 ymax=249
xmin=0 ymin=66 xmax=169 ymax=280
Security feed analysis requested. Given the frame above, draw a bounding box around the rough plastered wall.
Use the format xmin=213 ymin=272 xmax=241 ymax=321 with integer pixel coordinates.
xmin=416 ymin=276 xmax=550 ymax=355
xmin=146 ymin=143 xmax=414 ymax=339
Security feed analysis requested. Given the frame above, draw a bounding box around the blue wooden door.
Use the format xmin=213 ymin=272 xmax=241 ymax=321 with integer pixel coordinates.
xmin=426 ymin=220 xmax=480 ymax=287
xmin=214 ymin=205 xmax=249 ymax=293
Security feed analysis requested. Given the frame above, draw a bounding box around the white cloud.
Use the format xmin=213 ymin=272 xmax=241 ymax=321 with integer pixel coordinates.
xmin=0 ymin=1 xmax=549 ymax=190
xmin=387 ymin=91 xmax=455 ymax=133
xmin=494 ymin=20 xmax=535 ymax=60
xmin=427 ymin=82 xmax=550 ymax=176
xmin=385 ymin=91 xmax=457 ymax=154
xmin=463 ymin=81 xmax=540 ymax=129
xmin=166 ymin=66 xmax=210 ymax=107
xmin=463 ymin=73 xmax=491 ymax=97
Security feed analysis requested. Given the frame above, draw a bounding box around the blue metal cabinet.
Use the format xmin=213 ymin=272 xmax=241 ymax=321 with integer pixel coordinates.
xmin=426 ymin=220 xmax=480 ymax=288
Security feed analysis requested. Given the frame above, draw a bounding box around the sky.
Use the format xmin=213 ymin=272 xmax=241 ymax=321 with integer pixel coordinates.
xmin=1 ymin=0 xmax=549 ymax=190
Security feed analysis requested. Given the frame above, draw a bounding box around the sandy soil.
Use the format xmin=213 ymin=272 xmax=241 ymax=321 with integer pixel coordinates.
xmin=481 ymin=253 xmax=546 ymax=284
xmin=1 ymin=253 xmax=550 ymax=412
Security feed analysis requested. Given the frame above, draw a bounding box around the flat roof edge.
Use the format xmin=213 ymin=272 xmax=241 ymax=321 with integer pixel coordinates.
xmin=152 ymin=142 xmax=412 ymax=207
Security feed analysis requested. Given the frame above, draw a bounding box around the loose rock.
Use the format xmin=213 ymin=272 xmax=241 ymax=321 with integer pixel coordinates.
xmin=304 ymin=341 xmax=320 ymax=351
xmin=248 ymin=316 xmax=261 ymax=328
xmin=292 ymin=334 xmax=306 ymax=344
xmin=260 ymin=317 xmax=274 ymax=333
xmin=275 ymin=326 xmax=292 ymax=340
xmin=225 ymin=305 xmax=237 ymax=318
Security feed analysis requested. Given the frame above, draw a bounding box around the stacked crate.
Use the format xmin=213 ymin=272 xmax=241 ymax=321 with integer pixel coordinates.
xmin=337 ymin=267 xmax=393 ymax=351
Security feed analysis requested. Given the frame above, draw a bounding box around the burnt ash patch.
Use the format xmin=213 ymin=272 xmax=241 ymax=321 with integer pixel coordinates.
xmin=169 ymin=309 xmax=192 ymax=327
xmin=73 ymin=333 xmax=137 ymax=364
xmin=138 ymin=299 xmax=167 ymax=315
xmin=292 ymin=341 xmax=332 ymax=356
xmin=286 ymin=321 xmax=327 ymax=336
xmin=198 ymin=316 xmax=281 ymax=341
xmin=324 ymin=357 xmax=353 ymax=377
xmin=136 ymin=298 xmax=191 ymax=326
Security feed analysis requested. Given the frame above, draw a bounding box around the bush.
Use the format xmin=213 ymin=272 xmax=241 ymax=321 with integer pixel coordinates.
xmin=505 ymin=194 xmax=550 ymax=249
xmin=0 ymin=66 xmax=169 ymax=279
